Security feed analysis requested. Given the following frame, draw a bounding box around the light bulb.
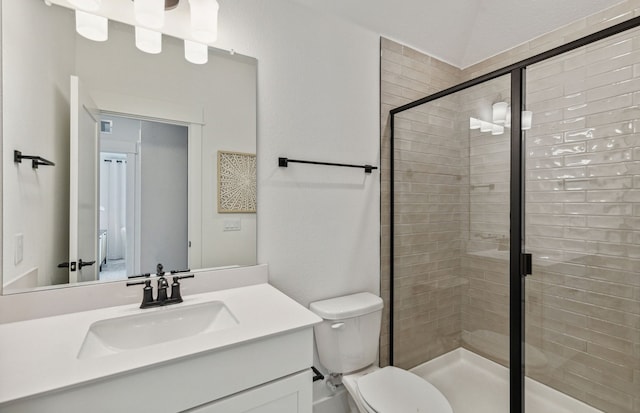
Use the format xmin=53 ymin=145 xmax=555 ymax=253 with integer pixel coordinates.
xmin=522 ymin=111 xmax=533 ymax=130
xmin=184 ymin=40 xmax=208 ymax=64
xmin=135 ymin=0 xmax=165 ymax=29
xmin=492 ymin=102 xmax=508 ymax=124
xmin=189 ymin=0 xmax=219 ymax=43
xmin=491 ymin=124 xmax=505 ymax=135
xmin=75 ymin=10 xmax=108 ymax=42
xmin=135 ymin=27 xmax=162 ymax=54
xmin=68 ymin=0 xmax=101 ymax=12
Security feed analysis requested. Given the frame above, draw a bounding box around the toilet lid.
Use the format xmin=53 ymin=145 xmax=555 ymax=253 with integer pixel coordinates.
xmin=357 ymin=366 xmax=453 ymax=413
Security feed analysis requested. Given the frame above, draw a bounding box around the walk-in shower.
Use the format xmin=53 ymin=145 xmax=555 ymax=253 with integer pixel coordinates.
xmin=388 ymin=16 xmax=640 ymax=413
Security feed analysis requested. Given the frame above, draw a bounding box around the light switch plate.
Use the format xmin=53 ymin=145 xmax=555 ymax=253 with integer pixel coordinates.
xmin=224 ymin=219 xmax=241 ymax=232
xmin=15 ymin=233 xmax=23 ymax=264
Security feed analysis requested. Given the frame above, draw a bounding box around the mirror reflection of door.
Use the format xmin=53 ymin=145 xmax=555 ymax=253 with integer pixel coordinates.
xmin=98 ymin=115 xmax=188 ymax=281
xmin=98 ymin=152 xmax=128 ymax=280
xmin=69 ymin=75 xmax=99 ymax=283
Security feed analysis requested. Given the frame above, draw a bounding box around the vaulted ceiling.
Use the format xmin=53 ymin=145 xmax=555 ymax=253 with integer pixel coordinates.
xmin=287 ymin=0 xmax=626 ymax=68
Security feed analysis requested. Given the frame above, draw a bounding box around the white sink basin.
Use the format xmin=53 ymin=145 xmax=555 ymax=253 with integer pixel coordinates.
xmin=78 ymin=301 xmax=238 ymax=359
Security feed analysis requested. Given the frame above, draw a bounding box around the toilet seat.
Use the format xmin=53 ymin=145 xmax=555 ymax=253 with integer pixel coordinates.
xmin=356 ymin=366 xmax=453 ymax=413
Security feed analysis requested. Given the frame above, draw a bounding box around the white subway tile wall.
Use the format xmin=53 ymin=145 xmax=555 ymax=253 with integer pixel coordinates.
xmin=523 ymin=27 xmax=640 ymax=413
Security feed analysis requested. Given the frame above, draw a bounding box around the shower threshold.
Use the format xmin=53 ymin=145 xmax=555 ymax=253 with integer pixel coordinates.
xmin=411 ymin=348 xmax=602 ymax=413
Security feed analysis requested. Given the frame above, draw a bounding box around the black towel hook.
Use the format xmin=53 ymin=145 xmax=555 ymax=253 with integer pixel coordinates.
xmin=14 ymin=150 xmax=55 ymax=169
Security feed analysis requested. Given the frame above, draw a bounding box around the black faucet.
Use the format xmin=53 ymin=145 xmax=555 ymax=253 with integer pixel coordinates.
xmin=126 ymin=263 xmax=195 ymax=309
xmin=155 ymin=263 xmax=169 ymax=303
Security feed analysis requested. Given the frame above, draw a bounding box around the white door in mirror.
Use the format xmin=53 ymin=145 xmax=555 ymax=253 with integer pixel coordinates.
xmin=69 ymin=75 xmax=100 ymax=283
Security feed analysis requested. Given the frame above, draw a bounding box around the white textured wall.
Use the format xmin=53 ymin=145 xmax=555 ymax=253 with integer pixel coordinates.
xmin=215 ymin=0 xmax=381 ymax=304
xmin=215 ymin=2 xmax=380 ymax=407
xmin=2 ymin=2 xmax=74 ymax=287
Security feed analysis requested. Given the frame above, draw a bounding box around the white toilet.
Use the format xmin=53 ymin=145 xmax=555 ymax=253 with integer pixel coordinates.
xmin=310 ymin=292 xmax=453 ymax=413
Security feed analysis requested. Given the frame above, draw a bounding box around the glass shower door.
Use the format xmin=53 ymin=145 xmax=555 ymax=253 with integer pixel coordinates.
xmin=523 ymin=26 xmax=640 ymax=413
xmin=391 ymin=74 xmax=513 ymax=412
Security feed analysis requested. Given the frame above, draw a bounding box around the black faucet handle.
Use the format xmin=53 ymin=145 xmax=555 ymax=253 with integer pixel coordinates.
xmin=170 ymin=268 xmax=191 ymax=274
xmin=156 ymin=263 xmax=164 ymax=275
xmin=170 ymin=274 xmax=195 ymax=302
xmin=127 ymin=279 xmax=155 ymax=308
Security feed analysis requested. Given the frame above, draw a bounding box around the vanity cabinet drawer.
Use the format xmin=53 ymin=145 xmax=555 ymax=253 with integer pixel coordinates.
xmin=184 ymin=370 xmax=312 ymax=413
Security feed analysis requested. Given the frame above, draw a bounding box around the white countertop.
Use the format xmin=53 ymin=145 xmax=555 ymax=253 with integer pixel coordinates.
xmin=0 ymin=283 xmax=321 ymax=405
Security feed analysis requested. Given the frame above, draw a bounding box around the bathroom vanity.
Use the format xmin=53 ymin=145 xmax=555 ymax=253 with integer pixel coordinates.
xmin=0 ymin=267 xmax=321 ymax=413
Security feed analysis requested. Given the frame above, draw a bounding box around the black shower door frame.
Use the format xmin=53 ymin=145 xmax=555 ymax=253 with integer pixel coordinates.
xmin=388 ymin=15 xmax=640 ymax=413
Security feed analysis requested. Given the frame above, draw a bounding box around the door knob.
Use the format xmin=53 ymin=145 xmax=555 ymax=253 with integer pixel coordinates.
xmin=57 ymin=261 xmax=77 ymax=271
xmin=78 ymin=259 xmax=96 ymax=269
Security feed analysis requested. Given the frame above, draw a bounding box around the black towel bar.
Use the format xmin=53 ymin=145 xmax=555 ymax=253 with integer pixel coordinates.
xmin=279 ymin=157 xmax=378 ymax=174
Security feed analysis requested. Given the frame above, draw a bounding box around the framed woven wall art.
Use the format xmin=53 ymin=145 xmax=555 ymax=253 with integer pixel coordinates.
xmin=217 ymin=151 xmax=257 ymax=213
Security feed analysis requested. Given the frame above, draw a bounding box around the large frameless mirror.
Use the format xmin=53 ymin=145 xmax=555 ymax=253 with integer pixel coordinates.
xmin=2 ymin=0 xmax=257 ymax=294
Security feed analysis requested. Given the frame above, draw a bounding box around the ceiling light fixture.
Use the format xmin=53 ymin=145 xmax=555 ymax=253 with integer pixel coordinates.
xmin=65 ymin=0 xmax=217 ymax=64
xmin=470 ymin=107 xmax=533 ymax=136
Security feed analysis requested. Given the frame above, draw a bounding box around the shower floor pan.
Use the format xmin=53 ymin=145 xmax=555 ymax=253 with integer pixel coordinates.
xmin=411 ymin=348 xmax=602 ymax=413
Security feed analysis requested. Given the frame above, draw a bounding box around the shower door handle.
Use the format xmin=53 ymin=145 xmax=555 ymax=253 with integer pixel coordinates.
xmin=521 ymin=253 xmax=532 ymax=276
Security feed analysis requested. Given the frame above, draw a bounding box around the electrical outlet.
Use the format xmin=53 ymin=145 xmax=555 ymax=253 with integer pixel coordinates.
xmin=15 ymin=233 xmax=23 ymax=265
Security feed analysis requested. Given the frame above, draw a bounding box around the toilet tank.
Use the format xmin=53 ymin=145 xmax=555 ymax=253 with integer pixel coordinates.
xmin=309 ymin=292 xmax=383 ymax=374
